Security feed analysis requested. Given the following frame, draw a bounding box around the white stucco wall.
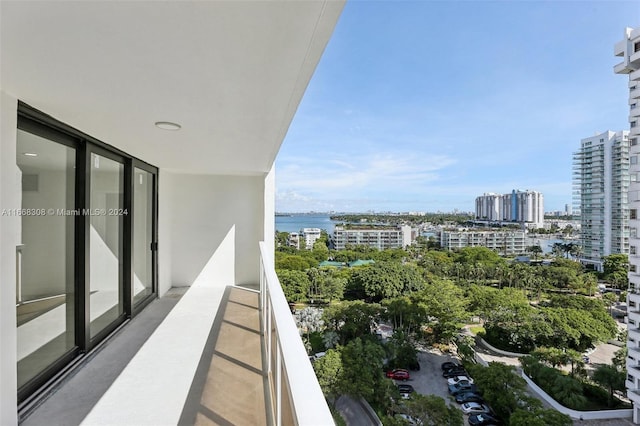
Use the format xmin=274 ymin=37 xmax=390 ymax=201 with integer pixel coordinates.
xmin=162 ymin=172 xmax=265 ymax=289
xmin=1 ymin=90 xmax=19 ymax=426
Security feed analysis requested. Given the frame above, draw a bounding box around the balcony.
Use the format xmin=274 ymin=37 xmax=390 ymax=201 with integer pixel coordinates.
xmin=21 ymin=243 xmax=332 ymax=426
xmin=616 ymin=61 xmax=634 ymax=74
xmin=632 ymin=68 xmax=640 ymax=82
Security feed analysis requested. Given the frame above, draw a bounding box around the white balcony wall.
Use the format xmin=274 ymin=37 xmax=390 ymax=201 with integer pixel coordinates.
xmin=159 ymin=171 xmax=268 ymax=294
xmin=0 ymin=91 xmax=20 ymax=426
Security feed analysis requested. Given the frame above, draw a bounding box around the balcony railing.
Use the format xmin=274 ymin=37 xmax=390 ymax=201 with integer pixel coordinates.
xmin=259 ymin=242 xmax=334 ymax=426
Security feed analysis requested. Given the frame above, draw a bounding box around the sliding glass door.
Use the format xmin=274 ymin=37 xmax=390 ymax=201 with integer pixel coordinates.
xmin=16 ymin=105 xmax=158 ymax=404
xmin=16 ymin=126 xmax=78 ymax=395
xmin=132 ymin=165 xmax=155 ymax=307
xmin=88 ymin=150 xmax=126 ymax=340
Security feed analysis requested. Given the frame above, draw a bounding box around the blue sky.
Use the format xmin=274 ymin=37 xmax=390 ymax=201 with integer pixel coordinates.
xmin=275 ymin=0 xmax=640 ymax=214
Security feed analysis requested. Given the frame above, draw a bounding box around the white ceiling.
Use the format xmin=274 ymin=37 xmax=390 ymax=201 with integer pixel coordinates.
xmin=1 ymin=0 xmax=344 ymax=175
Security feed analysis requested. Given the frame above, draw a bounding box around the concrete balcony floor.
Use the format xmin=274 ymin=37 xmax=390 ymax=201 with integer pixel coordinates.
xmin=21 ymin=285 xmax=268 ymax=426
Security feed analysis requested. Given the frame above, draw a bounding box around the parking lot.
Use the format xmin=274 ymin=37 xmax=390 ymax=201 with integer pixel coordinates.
xmin=394 ymin=348 xmax=472 ymax=425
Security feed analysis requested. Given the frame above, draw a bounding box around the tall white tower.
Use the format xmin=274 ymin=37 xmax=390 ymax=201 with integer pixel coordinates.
xmin=573 ymin=131 xmax=630 ymax=270
xmin=615 ymin=26 xmax=640 ymax=424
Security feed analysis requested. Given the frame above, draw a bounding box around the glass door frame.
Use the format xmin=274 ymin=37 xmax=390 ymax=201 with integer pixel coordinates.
xmin=16 ymin=114 xmax=83 ymax=404
xmin=130 ymin=159 xmax=158 ymax=317
xmin=16 ymin=102 xmax=159 ymax=404
xmin=83 ymin=144 xmax=128 ymax=349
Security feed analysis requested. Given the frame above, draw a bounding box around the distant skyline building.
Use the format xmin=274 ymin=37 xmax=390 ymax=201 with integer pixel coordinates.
xmin=475 ymin=190 xmax=544 ymax=228
xmin=572 ymin=130 xmax=630 ymax=270
xmin=614 ymin=26 xmax=640 ymax=424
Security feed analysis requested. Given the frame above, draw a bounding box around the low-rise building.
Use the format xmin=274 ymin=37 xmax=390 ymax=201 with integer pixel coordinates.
xmin=331 ymin=225 xmax=412 ymax=250
xmin=440 ymin=230 xmax=526 ymax=255
xmin=302 ymin=228 xmax=322 ymax=250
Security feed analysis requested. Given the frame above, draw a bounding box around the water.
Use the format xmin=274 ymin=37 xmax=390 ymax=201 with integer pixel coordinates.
xmin=527 ymin=237 xmax=569 ymax=254
xmin=275 ymin=214 xmax=336 ymax=234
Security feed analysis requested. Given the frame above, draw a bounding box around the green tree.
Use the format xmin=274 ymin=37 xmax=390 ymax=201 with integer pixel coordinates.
xmin=613 ymin=347 xmax=628 ymax=372
xmin=322 ymin=301 xmax=381 ymax=344
xmin=312 ymin=348 xmax=343 ymax=408
xmin=339 ymin=338 xmax=386 ymax=401
xmin=592 ymin=364 xmax=626 ymax=407
xmin=276 ymin=269 xmax=310 ymax=302
xmin=550 ymin=375 xmax=587 ymax=409
xmin=411 ymin=278 xmax=468 ymax=341
xmin=603 ymin=253 xmax=629 ymax=276
xmin=275 ymin=253 xmax=317 ymax=271
xmin=603 ymin=292 xmax=618 ymax=314
xmin=526 ymin=245 xmax=543 ymax=259
xmin=509 ymin=408 xmax=572 ymax=426
xmin=465 ymin=362 xmax=527 ymax=422
xmin=385 ymin=330 xmax=418 ymax=369
xmin=531 ymin=347 xmax=569 ymax=368
xmin=454 ymin=246 xmax=505 ymax=267
xmin=347 ymin=261 xmax=425 ymax=301
xmin=399 ymin=394 xmax=463 ymax=426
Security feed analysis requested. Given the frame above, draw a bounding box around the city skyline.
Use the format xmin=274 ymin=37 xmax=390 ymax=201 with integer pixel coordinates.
xmin=275 ymin=1 xmax=640 ymax=213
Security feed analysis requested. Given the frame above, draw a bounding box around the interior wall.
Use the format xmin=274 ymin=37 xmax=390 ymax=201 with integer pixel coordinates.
xmin=157 ymin=170 xmax=173 ymax=297
xmin=19 ymin=168 xmax=71 ymax=299
xmin=0 ymin=90 xmax=19 ymax=426
xmin=162 ymin=172 xmax=264 ymax=288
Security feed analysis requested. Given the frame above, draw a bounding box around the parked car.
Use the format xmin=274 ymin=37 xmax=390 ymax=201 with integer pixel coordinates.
xmin=397 ymin=384 xmax=415 ymax=394
xmin=397 ymin=384 xmax=415 ymax=399
xmin=441 ymin=361 xmax=461 ymax=371
xmin=461 ymin=402 xmax=492 ymax=415
xmin=386 ymin=369 xmax=410 ymax=381
xmin=455 ymin=392 xmax=484 ymax=404
xmin=442 ymin=368 xmax=467 ymax=378
xmin=447 ymin=375 xmax=474 ymax=385
xmin=468 ymin=413 xmax=501 ymax=425
xmin=449 ymin=382 xmax=477 ymax=395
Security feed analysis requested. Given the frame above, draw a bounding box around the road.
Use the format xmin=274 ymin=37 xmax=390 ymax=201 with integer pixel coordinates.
xmin=335 ymin=395 xmax=379 ymax=426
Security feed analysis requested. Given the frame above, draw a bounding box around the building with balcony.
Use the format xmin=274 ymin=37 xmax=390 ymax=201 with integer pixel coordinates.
xmin=0 ymin=2 xmax=345 ymax=425
xmin=475 ymin=190 xmax=544 ymax=228
xmin=302 ymin=228 xmax=322 ymax=250
xmin=439 ymin=230 xmax=526 ymax=255
xmin=288 ymin=232 xmax=301 ymax=249
xmin=572 ymin=130 xmax=630 ymax=271
xmin=615 ymin=25 xmax=640 ymax=424
xmin=331 ymin=225 xmax=412 ymax=251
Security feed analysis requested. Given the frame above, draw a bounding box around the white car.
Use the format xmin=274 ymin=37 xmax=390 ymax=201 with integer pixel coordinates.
xmin=461 ymin=402 xmax=492 ymax=415
xmin=447 ymin=375 xmax=474 ymax=385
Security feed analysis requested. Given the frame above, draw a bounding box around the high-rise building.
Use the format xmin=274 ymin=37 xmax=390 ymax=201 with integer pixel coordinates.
xmin=475 ymin=190 xmax=544 ymax=228
xmin=572 ymin=130 xmax=630 ymax=270
xmin=0 ymin=2 xmax=344 ymax=425
xmin=615 ymin=26 xmax=640 ymax=424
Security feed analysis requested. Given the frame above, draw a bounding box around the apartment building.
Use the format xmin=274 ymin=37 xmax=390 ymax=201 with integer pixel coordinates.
xmin=573 ymin=130 xmax=630 ymax=270
xmin=615 ymin=26 xmax=640 ymax=424
xmin=302 ymin=228 xmax=322 ymax=250
xmin=331 ymin=225 xmax=412 ymax=250
xmin=475 ymin=190 xmax=545 ymax=228
xmin=0 ymin=2 xmax=344 ymax=425
xmin=439 ymin=230 xmax=527 ymax=255
xmin=288 ymin=232 xmax=301 ymax=249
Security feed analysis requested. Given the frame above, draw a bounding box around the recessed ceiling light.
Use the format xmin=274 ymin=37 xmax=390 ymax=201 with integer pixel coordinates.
xmin=155 ymin=121 xmax=181 ymax=131
xmin=23 ymin=152 xmax=38 ymax=157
